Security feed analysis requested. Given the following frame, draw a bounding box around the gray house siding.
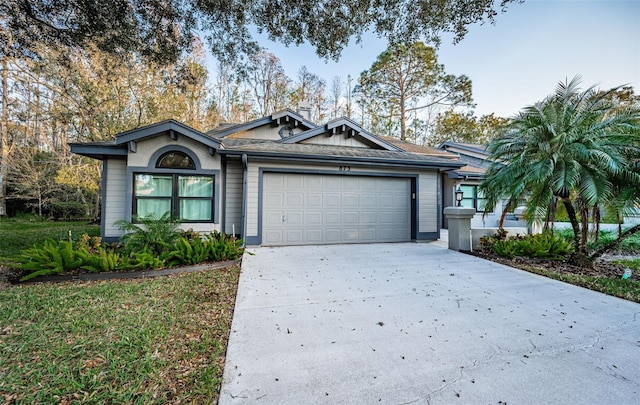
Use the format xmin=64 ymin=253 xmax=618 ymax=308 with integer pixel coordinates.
xmin=103 ymin=158 xmax=127 ymax=239
xmin=300 ymin=135 xmax=370 ymax=148
xmin=224 ymin=158 xmax=243 ymax=235
xmin=418 ymin=171 xmax=438 ymax=234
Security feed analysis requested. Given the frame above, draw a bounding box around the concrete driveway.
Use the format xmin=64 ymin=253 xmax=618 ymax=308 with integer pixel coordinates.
xmin=219 ymin=242 xmax=640 ymax=404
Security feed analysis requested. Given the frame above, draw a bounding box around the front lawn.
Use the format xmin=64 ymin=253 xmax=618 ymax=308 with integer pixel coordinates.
xmin=0 ymin=217 xmax=99 ymax=264
xmin=0 ymin=267 xmax=240 ymax=403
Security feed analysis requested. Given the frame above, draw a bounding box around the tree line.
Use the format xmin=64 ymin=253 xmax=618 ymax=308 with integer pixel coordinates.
xmin=0 ymin=37 xmax=506 ymax=219
xmin=2 ymin=0 xmax=521 ymax=219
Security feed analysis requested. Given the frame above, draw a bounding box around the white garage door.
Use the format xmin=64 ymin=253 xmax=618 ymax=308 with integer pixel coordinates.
xmin=262 ymin=173 xmax=411 ymax=245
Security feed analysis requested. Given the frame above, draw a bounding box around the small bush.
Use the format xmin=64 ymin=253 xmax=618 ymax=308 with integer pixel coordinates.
xmin=18 ymin=239 xmax=83 ymax=281
xmin=114 ymin=213 xmax=180 ymax=255
xmin=207 ymin=231 xmax=244 ymax=261
xmin=483 ymin=231 xmax=573 ymax=260
xmin=164 ymin=236 xmax=211 ymax=267
xmin=119 ymin=249 xmax=165 ymax=270
xmin=164 ymin=231 xmax=244 ymax=267
xmin=77 ymin=246 xmax=121 ymax=273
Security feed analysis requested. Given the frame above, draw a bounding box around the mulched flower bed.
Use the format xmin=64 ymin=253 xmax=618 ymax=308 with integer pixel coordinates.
xmin=468 ymin=251 xmax=639 ymax=281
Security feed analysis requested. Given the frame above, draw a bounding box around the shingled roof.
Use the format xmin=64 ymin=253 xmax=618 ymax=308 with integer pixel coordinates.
xmin=218 ymin=138 xmax=462 ymax=169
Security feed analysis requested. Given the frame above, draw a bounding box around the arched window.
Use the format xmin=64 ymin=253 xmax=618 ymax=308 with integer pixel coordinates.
xmin=156 ymin=151 xmax=195 ymax=169
xmin=133 ymin=150 xmax=214 ymax=222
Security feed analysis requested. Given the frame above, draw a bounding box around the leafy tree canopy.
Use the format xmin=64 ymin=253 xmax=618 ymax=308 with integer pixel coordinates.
xmin=2 ymin=0 xmax=520 ymax=64
xmin=357 ymin=41 xmax=474 ymax=141
xmin=433 ymin=110 xmax=508 ymax=145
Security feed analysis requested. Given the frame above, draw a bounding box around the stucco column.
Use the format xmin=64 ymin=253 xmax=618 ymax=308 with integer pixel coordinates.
xmin=443 ymin=206 xmax=476 ymax=251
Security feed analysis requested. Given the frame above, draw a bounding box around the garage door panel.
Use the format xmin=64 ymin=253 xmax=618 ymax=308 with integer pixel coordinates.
xmin=360 ymin=178 xmax=377 ymax=190
xmin=286 ymin=175 xmax=304 ymax=188
xmin=285 ymin=211 xmax=304 ymax=225
xmin=264 ymin=230 xmax=283 ymax=245
xmin=343 ymin=212 xmax=359 ymax=224
xmin=377 ymin=194 xmax=394 ymax=208
xmin=306 ymin=212 xmax=323 ymax=224
xmin=265 ymin=174 xmax=284 ymax=187
xmin=306 ymin=229 xmax=323 ymax=243
xmin=263 ymin=173 xmax=411 ymax=245
xmin=285 ymin=230 xmax=304 ymax=244
xmin=360 ymin=197 xmax=376 ymax=208
xmin=361 ymin=212 xmax=376 ymax=224
xmin=306 ymin=176 xmax=323 ymax=188
xmin=325 ymin=177 xmax=341 ymax=189
xmin=343 ymin=194 xmax=359 ymax=207
xmin=307 ymin=193 xmax=323 ymax=207
xmin=343 ymin=229 xmax=360 ymax=241
xmin=265 ymin=192 xmax=284 ymax=205
xmin=265 ymin=211 xmax=283 ymax=226
xmin=325 ymin=229 xmax=342 ymax=242
xmin=361 ymin=228 xmax=376 ymax=241
xmin=325 ymin=194 xmax=341 ymax=207
xmin=325 ymin=211 xmax=341 ymax=224
xmin=286 ymin=193 xmax=304 ymax=206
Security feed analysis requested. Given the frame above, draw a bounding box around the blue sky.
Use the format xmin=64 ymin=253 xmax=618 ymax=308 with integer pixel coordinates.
xmin=210 ymin=0 xmax=640 ymax=118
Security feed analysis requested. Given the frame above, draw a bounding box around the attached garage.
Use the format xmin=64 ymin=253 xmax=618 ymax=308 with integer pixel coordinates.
xmin=262 ymin=172 xmax=412 ymax=246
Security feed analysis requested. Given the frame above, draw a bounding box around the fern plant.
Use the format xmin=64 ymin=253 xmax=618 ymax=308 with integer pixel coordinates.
xmin=114 ymin=213 xmax=180 ymax=256
xmin=77 ymin=246 xmax=121 ymax=273
xmin=18 ymin=239 xmax=83 ymax=281
xmin=206 ymin=231 xmax=244 ymax=261
xmin=118 ymin=249 xmax=165 ymax=270
xmin=488 ymin=232 xmax=573 ymax=260
xmin=164 ymin=236 xmax=209 ymax=266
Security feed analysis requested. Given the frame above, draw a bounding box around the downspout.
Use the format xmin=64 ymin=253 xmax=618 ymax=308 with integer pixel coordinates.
xmin=241 ymin=154 xmax=248 ymax=246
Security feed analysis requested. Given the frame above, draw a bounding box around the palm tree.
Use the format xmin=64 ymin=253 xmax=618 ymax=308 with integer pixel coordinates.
xmin=480 ymin=76 xmax=640 ymax=267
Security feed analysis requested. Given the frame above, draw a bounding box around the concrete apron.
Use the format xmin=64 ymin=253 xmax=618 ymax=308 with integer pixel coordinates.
xmin=220 ymin=243 xmax=640 ymax=404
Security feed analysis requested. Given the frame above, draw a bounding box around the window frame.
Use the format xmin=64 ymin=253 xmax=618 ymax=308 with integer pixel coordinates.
xmin=133 ymin=173 xmax=215 ymax=223
xmin=126 ymin=147 xmax=218 ymax=224
xmin=459 ymin=184 xmax=486 ymax=212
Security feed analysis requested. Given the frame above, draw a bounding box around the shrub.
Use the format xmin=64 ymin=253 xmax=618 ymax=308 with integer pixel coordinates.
xmin=18 ymin=239 xmax=83 ymax=281
xmin=514 ymin=232 xmax=573 ymax=259
xmin=119 ymin=249 xmax=165 ymax=270
xmin=114 ymin=213 xmax=180 ymax=255
xmin=76 ymin=246 xmax=121 ymax=273
xmin=163 ymin=236 xmax=210 ymax=267
xmin=483 ymin=231 xmax=573 ymax=260
xmin=206 ymin=231 xmax=244 ymax=261
xmin=163 ymin=231 xmax=244 ymax=267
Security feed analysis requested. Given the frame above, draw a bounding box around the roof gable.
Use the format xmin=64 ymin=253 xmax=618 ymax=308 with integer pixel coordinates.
xmin=438 ymin=141 xmax=489 ymax=158
xmin=208 ymin=109 xmax=317 ymax=139
xmin=115 ymin=119 xmax=220 ymax=149
xmin=279 ymin=117 xmax=401 ymax=151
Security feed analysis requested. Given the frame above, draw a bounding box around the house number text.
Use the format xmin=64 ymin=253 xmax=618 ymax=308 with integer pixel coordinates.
xmin=339 ymin=166 xmax=351 ymax=171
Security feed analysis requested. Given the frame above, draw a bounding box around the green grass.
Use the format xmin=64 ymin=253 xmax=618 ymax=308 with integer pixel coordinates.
xmin=554 ymin=227 xmax=640 ymax=253
xmin=0 ymin=266 xmax=240 ymax=403
xmin=522 ymin=266 xmax=640 ymax=303
xmin=613 ymin=258 xmax=640 ymax=271
xmin=0 ymin=217 xmax=100 ymax=264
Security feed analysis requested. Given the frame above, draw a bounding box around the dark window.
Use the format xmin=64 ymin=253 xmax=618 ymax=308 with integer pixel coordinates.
xmin=459 ymin=185 xmax=486 ymax=212
xmin=156 ymin=151 xmax=195 ymax=169
xmin=133 ymin=174 xmax=214 ymax=222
